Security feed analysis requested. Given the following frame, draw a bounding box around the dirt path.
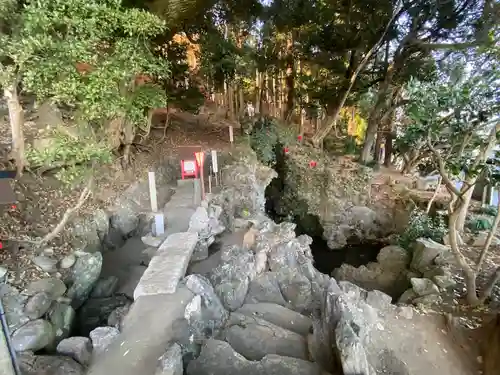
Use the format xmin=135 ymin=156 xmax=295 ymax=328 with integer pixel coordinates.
xmin=369 ymin=309 xmax=480 ymax=375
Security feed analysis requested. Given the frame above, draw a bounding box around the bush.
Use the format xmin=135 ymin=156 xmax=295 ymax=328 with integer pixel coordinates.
xmin=397 ymin=209 xmax=447 ymax=249
xmin=479 ymin=205 xmax=498 ymax=217
xmin=249 ymin=116 xmax=298 ymax=166
xmin=26 ymin=129 xmax=112 ymax=185
xmin=467 ymin=217 xmax=492 ymax=232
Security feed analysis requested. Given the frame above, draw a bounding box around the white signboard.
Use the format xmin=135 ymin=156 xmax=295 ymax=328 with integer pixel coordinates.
xmin=211 ymin=150 xmax=218 ymax=173
xmin=184 ymin=160 xmax=196 ymax=172
xmin=229 ymin=126 xmax=234 ymax=143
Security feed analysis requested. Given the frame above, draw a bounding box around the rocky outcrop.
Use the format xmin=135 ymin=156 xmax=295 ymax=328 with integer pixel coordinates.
xmin=268 ymin=147 xmax=407 ymax=248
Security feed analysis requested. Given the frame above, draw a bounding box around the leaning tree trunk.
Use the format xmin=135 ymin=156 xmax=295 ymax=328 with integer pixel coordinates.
xmin=4 ymin=83 xmax=26 ymax=178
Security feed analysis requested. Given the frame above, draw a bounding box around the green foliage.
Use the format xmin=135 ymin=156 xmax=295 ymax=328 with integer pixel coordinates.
xmin=26 ymin=129 xmax=112 ymax=185
xmin=249 ymin=117 xmax=280 ymax=165
xmin=249 ymin=116 xmax=298 ymax=166
xmin=1 ymin=0 xmax=169 ymax=135
xmin=479 ymin=205 xmax=498 ymax=217
xmin=397 ymin=209 xmax=447 ymax=250
xmin=467 ymin=217 xmax=493 ymax=232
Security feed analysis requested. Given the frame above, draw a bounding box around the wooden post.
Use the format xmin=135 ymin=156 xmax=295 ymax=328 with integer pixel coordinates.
xmin=212 ymin=150 xmax=219 ymax=186
xmin=148 ymin=171 xmax=164 ymax=236
xmin=229 ymin=126 xmax=234 ymax=146
xmin=208 ymin=167 xmax=212 ymax=194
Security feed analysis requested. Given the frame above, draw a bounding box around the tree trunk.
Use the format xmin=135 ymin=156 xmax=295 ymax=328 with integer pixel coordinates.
xmin=384 ymin=130 xmax=394 ymax=167
xmin=360 ymin=68 xmax=393 ymax=163
xmin=374 ymin=131 xmax=383 ymax=164
xmin=4 ymin=83 xmax=26 ymax=178
xmin=456 ymin=124 xmax=500 ymax=231
xmin=448 ymin=208 xmax=481 ymax=305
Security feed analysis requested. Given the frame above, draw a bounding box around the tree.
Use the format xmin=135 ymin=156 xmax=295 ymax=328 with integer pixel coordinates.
xmin=360 ymin=0 xmax=499 ymax=164
xmin=402 ymin=48 xmax=500 ymax=304
xmin=0 ymin=0 xmax=169 ymax=179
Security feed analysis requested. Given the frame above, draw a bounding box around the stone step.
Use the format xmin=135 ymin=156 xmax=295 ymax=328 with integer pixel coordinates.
xmin=223 ymin=312 xmax=309 ymax=361
xmin=133 ymin=232 xmax=198 ymax=299
xmin=235 ymin=303 xmax=313 ymax=336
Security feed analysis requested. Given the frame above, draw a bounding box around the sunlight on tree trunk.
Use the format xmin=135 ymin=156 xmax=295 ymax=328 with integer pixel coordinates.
xmin=4 ymin=83 xmax=25 ymax=178
xmin=426 ymin=176 xmax=441 ymax=214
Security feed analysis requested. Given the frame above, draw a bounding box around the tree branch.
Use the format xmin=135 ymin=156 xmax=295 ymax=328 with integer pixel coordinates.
xmin=38 ymin=178 xmax=93 ymax=248
xmin=476 ymin=191 xmax=500 ymax=270
xmin=427 ymin=138 xmax=462 ymax=197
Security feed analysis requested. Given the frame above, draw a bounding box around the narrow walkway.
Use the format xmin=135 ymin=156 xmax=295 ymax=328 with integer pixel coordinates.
xmin=100 ymin=179 xmax=198 ymax=298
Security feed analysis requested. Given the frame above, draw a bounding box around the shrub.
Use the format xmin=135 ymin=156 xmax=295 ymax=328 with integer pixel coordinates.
xmin=397 ymin=209 xmax=447 ymax=249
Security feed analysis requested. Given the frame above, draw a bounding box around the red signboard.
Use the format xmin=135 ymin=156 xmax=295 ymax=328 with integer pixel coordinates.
xmin=181 ymin=160 xmax=198 ymax=179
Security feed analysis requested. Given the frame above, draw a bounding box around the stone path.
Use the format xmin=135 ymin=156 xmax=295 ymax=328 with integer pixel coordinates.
xmin=89 ymin=179 xmax=202 ymax=375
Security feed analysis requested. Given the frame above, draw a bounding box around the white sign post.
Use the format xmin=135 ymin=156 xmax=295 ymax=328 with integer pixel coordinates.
xmin=148 ymin=171 xmax=164 ymax=236
xmin=229 ymin=126 xmax=234 ymax=146
xmin=211 ymin=150 xmax=219 ymax=186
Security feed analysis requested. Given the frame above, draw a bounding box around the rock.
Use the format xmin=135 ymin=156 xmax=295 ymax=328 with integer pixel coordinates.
xmin=56 ymin=337 xmax=93 ymax=366
xmin=60 ymin=254 xmax=77 ymax=269
xmin=18 ymin=352 xmax=84 ymax=375
xmin=433 ymin=274 xmax=456 ymax=289
xmin=23 ymin=278 xmax=67 ymax=298
xmin=90 ymin=276 xmax=119 ymax=298
xmin=110 ymin=200 xmax=139 ymax=236
xmin=89 ymin=326 xmax=120 ymax=357
xmin=277 ymin=270 xmax=312 ymax=313
xmin=244 ymin=272 xmax=287 ymax=306
xmin=209 ymin=245 xmax=255 ymax=311
xmin=76 ymin=295 xmax=130 ymax=336
xmin=141 ymin=232 xmax=168 ymax=248
xmin=186 ymin=339 xmax=259 ymax=375
xmin=397 ymin=288 xmax=418 ymax=304
xmin=24 ymin=292 xmax=52 ymax=319
xmin=0 ymin=284 xmax=29 ymax=331
xmin=422 ymin=265 xmax=448 ymax=279
xmin=33 ymin=255 xmax=58 ymax=273
xmin=224 ymin=312 xmax=308 ymax=361
xmin=236 ymin=303 xmax=313 ymax=336
xmin=48 ymin=302 xmax=75 ymax=344
xmin=107 ymin=304 xmax=131 ymax=330
xmin=395 ymin=305 xmax=414 ymax=319
xmin=156 ymin=343 xmax=183 ymax=375
xmin=413 ymin=294 xmax=443 ymax=306
xmin=92 ymin=209 xmax=110 ymax=236
xmin=182 ymin=274 xmax=228 ymax=337
xmin=410 ymin=278 xmax=440 ymax=296
xmin=188 ymin=207 xmax=211 ymax=236
xmin=434 ymin=251 xmax=456 ymax=266
xmin=410 ymin=238 xmax=449 ymax=272
xmin=260 ymin=354 xmax=327 ymax=375
xmin=192 ymin=237 xmax=213 ymax=262
xmin=335 ymin=315 xmax=374 ymax=375
xmin=333 ymin=262 xmax=409 ymax=300
xmin=472 ymin=231 xmax=500 ymax=247
xmin=215 ymin=278 xmax=249 ymax=311
xmin=0 ymin=266 xmax=8 ymax=282
xmin=11 ymin=319 xmax=55 ymax=352
xmin=67 ymin=252 xmax=103 ymax=309
xmin=376 ymin=245 xmax=410 ymax=271
xmin=365 ymin=290 xmax=393 ymax=310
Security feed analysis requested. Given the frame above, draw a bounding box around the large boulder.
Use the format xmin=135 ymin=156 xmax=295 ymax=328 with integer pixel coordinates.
xmin=410 ymin=238 xmax=449 ymax=272
xmin=56 ymin=337 xmax=93 ymax=366
xmin=156 ymin=343 xmax=183 ymax=375
xmin=235 ymin=303 xmax=312 ymax=336
xmin=209 ymin=245 xmax=255 ymax=311
xmin=67 ymin=252 xmax=103 ymax=309
xmin=18 ymin=352 xmax=84 ymax=375
xmin=0 ymin=284 xmax=30 ymax=332
xmin=244 ymin=272 xmax=288 ymax=306
xmin=223 ymin=312 xmax=308 ymax=361
xmin=11 ymin=319 xmax=55 ymax=352
xmin=186 ymin=339 xmax=327 ymax=375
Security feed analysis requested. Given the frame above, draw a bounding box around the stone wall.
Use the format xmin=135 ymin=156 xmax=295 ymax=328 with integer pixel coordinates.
xmin=7 ymin=146 xmax=418 ymax=375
